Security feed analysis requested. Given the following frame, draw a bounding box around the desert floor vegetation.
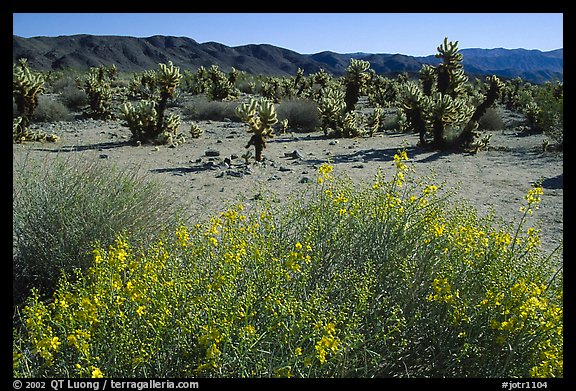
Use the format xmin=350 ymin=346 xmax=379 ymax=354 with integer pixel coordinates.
xmin=13 ymin=43 xmax=563 ymax=378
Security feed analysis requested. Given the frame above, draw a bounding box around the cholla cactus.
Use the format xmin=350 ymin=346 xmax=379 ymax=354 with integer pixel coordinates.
xmin=367 ymin=106 xmax=383 ymax=136
xmin=400 ymin=82 xmax=430 ymax=144
xmin=419 ymin=64 xmax=436 ymax=96
xmin=344 ymin=58 xmax=371 ymax=112
xmin=399 ymin=37 xmax=504 ymax=149
xmin=13 ymin=58 xmax=44 ymax=134
xmin=155 ymin=61 xmax=182 ymax=134
xmin=236 ymin=97 xmax=278 ymax=162
xmin=317 ymin=86 xmax=346 ymax=136
xmin=277 ymin=119 xmax=289 ymax=134
xmin=435 ymin=37 xmax=468 ymax=98
xmin=429 ymin=92 xmax=474 ymax=143
xmin=78 ymin=64 xmax=117 ymax=119
xmin=190 ymin=122 xmax=204 ymax=138
xmin=130 ymin=70 xmax=158 ymax=99
xmin=208 ymin=65 xmax=239 ymax=101
xmin=459 ymin=75 xmax=505 ymax=144
xmin=121 ymin=100 xmax=158 ymax=141
xmin=121 ymin=62 xmax=184 ymax=145
xmin=342 ymin=111 xmax=364 ymax=138
xmin=524 ymin=102 xmax=541 ymax=129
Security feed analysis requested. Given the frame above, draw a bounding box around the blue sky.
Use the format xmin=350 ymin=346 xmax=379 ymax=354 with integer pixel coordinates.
xmin=12 ymin=13 xmax=563 ymax=56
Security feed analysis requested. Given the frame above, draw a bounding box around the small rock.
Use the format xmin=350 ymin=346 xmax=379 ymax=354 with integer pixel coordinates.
xmin=99 ymin=154 xmax=109 ymax=159
xmin=285 ymin=150 xmax=305 ymax=160
xmin=205 ymin=149 xmax=221 ymax=157
xmin=299 ymin=177 xmax=311 ymax=183
xmin=279 ymin=166 xmax=292 ymax=172
xmin=268 ymin=175 xmax=281 ymax=181
xmin=227 ymin=170 xmax=244 ymax=178
xmin=230 ymin=154 xmax=239 ymax=160
xmin=329 ymin=140 xmax=339 ymax=145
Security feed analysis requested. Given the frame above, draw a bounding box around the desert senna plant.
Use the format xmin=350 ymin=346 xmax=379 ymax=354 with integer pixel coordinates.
xmin=236 ymin=97 xmax=278 ymax=162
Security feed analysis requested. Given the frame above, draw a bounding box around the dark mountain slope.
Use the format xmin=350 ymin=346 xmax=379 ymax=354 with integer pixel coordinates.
xmin=13 ymin=35 xmax=563 ymax=83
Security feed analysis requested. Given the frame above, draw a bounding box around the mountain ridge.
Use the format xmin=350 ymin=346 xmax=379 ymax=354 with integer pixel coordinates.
xmin=12 ymin=34 xmax=563 ymax=84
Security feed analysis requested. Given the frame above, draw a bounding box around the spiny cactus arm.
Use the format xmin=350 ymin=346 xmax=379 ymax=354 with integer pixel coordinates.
xmin=435 ymin=37 xmax=463 ymax=65
xmin=190 ymin=122 xmax=204 ymax=138
xmin=468 ymin=75 xmax=505 ymax=124
xmin=257 ymin=99 xmax=278 ymax=137
xmin=158 ymin=61 xmax=183 ymax=98
xmin=236 ymin=98 xmax=260 ymax=132
xmin=419 ymin=64 xmax=436 ymax=96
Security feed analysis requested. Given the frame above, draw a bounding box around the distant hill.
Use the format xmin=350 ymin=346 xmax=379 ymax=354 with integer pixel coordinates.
xmin=12 ymin=35 xmax=563 ymax=84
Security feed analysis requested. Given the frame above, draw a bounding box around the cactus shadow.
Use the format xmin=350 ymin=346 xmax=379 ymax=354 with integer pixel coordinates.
xmin=270 ymin=133 xmax=329 ymax=144
xmin=149 ymin=164 xmax=219 ymax=175
xmin=330 ymin=145 xmax=444 ymax=164
xmin=541 ymin=173 xmax=563 ymax=189
xmin=32 ymin=140 xmax=131 ymax=153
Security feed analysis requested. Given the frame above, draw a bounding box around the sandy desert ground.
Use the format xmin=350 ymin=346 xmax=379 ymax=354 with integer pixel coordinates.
xmin=13 ymin=114 xmax=563 ymax=259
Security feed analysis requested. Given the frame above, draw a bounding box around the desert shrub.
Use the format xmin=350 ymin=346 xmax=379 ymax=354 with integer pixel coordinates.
xmin=532 ymin=82 xmax=563 ymax=147
xmin=276 ymin=98 xmax=320 ymax=131
xmin=48 ymin=75 xmax=72 ymax=94
xmin=381 ymin=109 xmax=404 ymax=130
xmin=478 ymin=106 xmax=505 ymax=131
xmin=32 ymin=96 xmax=72 ymax=122
xmin=12 ymin=154 xmax=186 ymax=306
xmin=13 ymin=151 xmax=562 ymax=378
xmin=183 ymin=95 xmax=240 ymax=121
xmin=59 ymin=85 xmax=88 ymax=111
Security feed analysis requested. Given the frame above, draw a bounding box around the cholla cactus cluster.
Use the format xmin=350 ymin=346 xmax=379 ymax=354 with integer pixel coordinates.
xmin=78 ymin=64 xmax=117 ymax=119
xmin=399 ymin=37 xmax=505 ymax=149
xmin=343 ymin=58 xmax=371 ymax=112
xmin=207 ymin=65 xmax=239 ymax=101
xmin=13 ymin=58 xmax=59 ymax=143
xmin=13 ymin=58 xmax=44 ymax=141
xmin=236 ymin=97 xmax=278 ymax=161
xmin=121 ymin=61 xmax=185 ymax=146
